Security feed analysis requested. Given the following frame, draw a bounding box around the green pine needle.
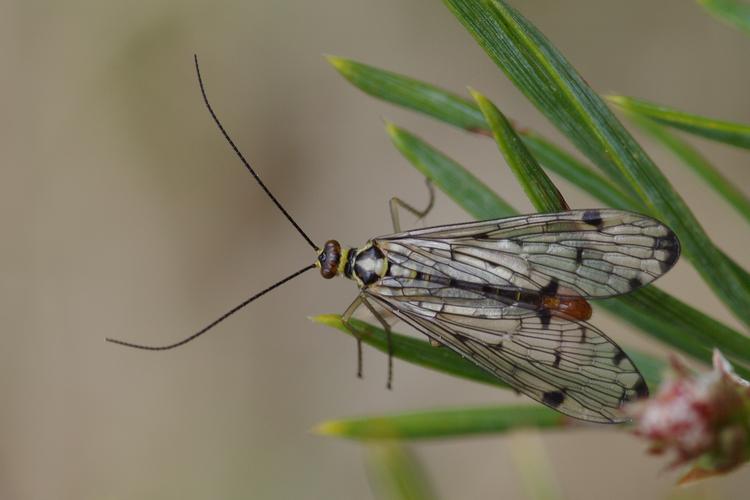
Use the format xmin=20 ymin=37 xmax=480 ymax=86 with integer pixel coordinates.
xmin=315 ymin=405 xmax=566 ymax=440
xmin=699 ymin=0 xmax=750 ymax=35
xmin=470 ymin=88 xmax=569 ymax=212
xmin=608 ymin=94 xmax=750 ymax=150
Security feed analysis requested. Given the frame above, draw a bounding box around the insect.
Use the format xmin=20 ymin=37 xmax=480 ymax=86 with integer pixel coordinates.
xmin=107 ymin=56 xmax=681 ymax=423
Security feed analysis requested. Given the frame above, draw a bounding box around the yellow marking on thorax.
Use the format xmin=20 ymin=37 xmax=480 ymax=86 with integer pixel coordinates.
xmin=337 ymin=248 xmax=350 ymax=275
xmin=363 ymin=242 xmax=388 ymax=279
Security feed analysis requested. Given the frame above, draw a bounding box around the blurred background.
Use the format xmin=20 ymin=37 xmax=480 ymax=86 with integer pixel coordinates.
xmin=3 ymin=0 xmax=750 ymax=498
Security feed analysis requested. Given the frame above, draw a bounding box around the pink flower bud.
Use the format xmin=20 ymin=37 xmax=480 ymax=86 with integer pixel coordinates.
xmin=627 ymin=350 xmax=750 ymax=483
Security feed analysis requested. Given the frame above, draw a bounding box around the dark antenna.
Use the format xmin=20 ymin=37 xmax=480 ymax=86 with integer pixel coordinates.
xmin=106 ymin=56 xmax=321 ymax=350
xmin=194 ymin=54 xmax=318 ymax=251
xmin=106 ymin=263 xmax=316 ymax=350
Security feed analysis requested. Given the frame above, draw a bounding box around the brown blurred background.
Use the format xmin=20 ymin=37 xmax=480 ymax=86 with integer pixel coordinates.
xmin=3 ymin=0 xmax=750 ymax=498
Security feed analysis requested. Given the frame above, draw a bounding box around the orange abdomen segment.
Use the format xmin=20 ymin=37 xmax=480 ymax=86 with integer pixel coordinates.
xmin=542 ymin=295 xmax=592 ymax=321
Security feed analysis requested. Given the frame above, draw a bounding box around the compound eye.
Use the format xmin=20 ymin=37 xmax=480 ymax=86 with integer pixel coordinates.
xmin=319 ymin=240 xmax=341 ymax=279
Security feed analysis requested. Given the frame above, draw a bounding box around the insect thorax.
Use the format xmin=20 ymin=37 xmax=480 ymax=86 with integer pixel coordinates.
xmin=315 ymin=240 xmax=387 ymax=286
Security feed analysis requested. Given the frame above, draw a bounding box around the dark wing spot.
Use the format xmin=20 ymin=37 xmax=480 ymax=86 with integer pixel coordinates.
xmin=539 ymin=279 xmax=559 ymax=297
xmin=657 ymin=234 xmax=681 ymax=272
xmin=553 ymin=351 xmax=562 ymax=368
xmin=576 ymin=247 xmax=584 ymax=264
xmin=655 ymin=234 xmax=677 ymax=250
xmin=538 ymin=309 xmax=552 ymax=329
xmin=628 ymin=277 xmax=643 ymax=290
xmin=613 ymin=349 xmax=626 ymax=366
xmin=582 ymin=209 xmax=604 ymax=228
xmin=579 ymin=326 xmax=588 ymax=343
xmin=659 ymin=258 xmax=674 ymax=274
xmin=634 ymin=378 xmax=649 ymax=399
xmin=542 ymin=390 xmax=565 ymax=407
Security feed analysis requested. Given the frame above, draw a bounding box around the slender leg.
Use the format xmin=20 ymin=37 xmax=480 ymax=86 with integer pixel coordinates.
xmin=389 ymin=178 xmax=435 ymax=232
xmin=360 ymin=294 xmax=395 ymax=390
xmin=341 ymin=296 xmax=364 ymax=378
xmin=388 ymin=180 xmax=443 ymax=349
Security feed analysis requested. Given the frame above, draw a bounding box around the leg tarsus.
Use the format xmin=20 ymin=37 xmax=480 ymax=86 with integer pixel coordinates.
xmin=360 ymin=295 xmax=394 ymax=390
xmin=341 ymin=296 xmax=364 ymax=379
xmin=389 ymin=178 xmax=435 ymax=233
xmin=356 ymin=340 xmax=363 ymax=378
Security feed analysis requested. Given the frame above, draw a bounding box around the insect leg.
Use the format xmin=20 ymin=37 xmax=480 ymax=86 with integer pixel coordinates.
xmin=389 ymin=178 xmax=435 ymax=232
xmin=359 ymin=294 xmax=395 ymax=390
xmin=341 ymin=296 xmax=365 ymax=379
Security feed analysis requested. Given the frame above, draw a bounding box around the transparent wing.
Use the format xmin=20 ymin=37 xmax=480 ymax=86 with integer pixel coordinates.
xmin=375 ymin=209 xmax=680 ymax=298
xmin=366 ymin=292 xmax=648 ymax=423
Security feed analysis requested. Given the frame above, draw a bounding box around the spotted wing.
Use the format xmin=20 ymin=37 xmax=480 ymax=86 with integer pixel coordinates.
xmin=375 ymin=209 xmax=680 ymax=298
xmin=366 ymin=293 xmax=648 ymax=423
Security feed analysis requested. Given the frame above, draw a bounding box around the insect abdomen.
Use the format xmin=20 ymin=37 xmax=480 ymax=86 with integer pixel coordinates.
xmin=542 ymin=295 xmax=592 ymax=321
